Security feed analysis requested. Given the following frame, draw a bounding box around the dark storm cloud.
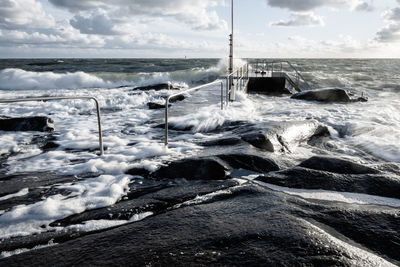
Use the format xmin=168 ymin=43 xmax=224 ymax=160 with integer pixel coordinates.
xmin=48 ymin=0 xmax=106 ymax=12
xmin=266 ymin=0 xmax=346 ymax=12
xmin=265 ymin=0 xmax=373 ymax=12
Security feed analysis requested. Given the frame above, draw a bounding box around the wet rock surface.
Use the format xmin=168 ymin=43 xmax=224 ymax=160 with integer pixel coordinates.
xmin=132 ymin=83 xmax=182 ymax=91
xmin=0 ymin=116 xmax=54 ymax=132
xmin=1 ymin=184 xmax=399 ymax=266
xmin=241 ymin=120 xmax=329 ymax=152
xmin=291 ymin=88 xmax=367 ymax=103
xmin=1 ymin=118 xmax=400 ymax=266
xmin=150 ymin=157 xmax=229 ymax=180
xmin=299 ymin=156 xmax=380 ymax=174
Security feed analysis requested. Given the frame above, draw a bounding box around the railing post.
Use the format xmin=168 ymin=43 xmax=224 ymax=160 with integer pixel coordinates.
xmin=92 ymin=98 xmax=104 ymax=156
xmin=0 ymin=96 xmax=104 ymax=156
xmin=226 ymin=77 xmax=229 ymax=106
xmin=165 ymin=98 xmax=169 ymax=146
xmin=221 ymin=82 xmax=224 ymax=110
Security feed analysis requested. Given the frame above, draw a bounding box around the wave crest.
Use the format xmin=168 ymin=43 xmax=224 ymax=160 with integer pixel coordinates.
xmin=0 ymin=68 xmax=113 ymax=90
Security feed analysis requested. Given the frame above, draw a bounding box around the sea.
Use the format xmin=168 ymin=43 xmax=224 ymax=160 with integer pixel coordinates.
xmin=0 ymin=58 xmax=400 ymax=260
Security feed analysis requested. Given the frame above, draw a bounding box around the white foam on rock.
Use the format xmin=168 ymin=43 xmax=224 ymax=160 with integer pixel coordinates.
xmin=65 ymin=211 xmax=153 ymax=232
xmin=1 ymin=59 xmax=400 ymax=249
xmin=0 ymin=239 xmax=57 ymax=259
xmin=254 ymin=179 xmax=400 ymax=208
xmin=0 ymin=175 xmax=130 ymax=239
xmin=0 ymin=188 xmax=29 ymax=201
xmin=303 ymin=219 xmax=396 ymax=266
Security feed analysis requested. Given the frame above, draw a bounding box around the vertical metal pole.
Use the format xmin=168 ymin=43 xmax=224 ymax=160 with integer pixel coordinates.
xmin=236 ymin=69 xmax=239 ymax=92
xmin=93 ymin=98 xmax=104 ymax=156
xmin=226 ymin=77 xmax=229 ymax=107
xmin=165 ymin=99 xmax=169 ymax=146
xmin=221 ymin=82 xmax=224 ymax=110
xmin=228 ymin=0 xmax=234 ymax=100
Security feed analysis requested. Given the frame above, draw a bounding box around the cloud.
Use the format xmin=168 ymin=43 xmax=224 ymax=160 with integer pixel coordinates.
xmin=354 ymin=2 xmax=374 ymax=12
xmin=375 ymin=23 xmax=400 ymax=42
xmin=70 ymin=10 xmax=123 ymax=35
xmin=48 ymin=0 xmax=106 ymax=12
xmin=375 ymin=5 xmax=400 ymax=43
xmin=383 ymin=7 xmax=400 ymax=21
xmin=265 ymin=0 xmax=373 ymax=12
xmin=49 ymin=0 xmax=226 ymax=31
xmin=0 ymin=0 xmax=55 ymax=30
xmin=270 ymin=12 xmax=324 ymax=27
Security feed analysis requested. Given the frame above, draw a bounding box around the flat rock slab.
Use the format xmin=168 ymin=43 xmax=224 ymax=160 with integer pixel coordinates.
xmin=142 ymin=154 xmax=280 ymax=181
xmin=1 ymin=185 xmax=398 ymax=266
xmin=256 ymin=166 xmax=400 ymax=199
xmin=299 ymin=156 xmax=380 ymax=174
xmin=0 ymin=116 xmax=54 ymax=132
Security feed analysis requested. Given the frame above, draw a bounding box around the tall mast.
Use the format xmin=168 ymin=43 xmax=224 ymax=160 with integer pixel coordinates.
xmin=229 ymin=0 xmax=234 ymax=76
xmin=228 ymin=0 xmax=234 ymax=100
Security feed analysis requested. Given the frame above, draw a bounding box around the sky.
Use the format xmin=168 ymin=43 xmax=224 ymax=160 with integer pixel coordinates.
xmin=0 ymin=0 xmax=400 ymax=58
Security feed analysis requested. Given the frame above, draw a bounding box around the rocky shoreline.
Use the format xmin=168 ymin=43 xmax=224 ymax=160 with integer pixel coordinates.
xmin=1 ymin=87 xmax=400 ymax=266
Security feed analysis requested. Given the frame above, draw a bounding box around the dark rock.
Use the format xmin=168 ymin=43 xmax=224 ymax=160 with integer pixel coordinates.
xmin=133 ymin=83 xmax=180 ymax=91
xmin=0 ymin=116 xmax=54 ymax=132
xmin=41 ymin=141 xmax=60 ymax=150
xmin=168 ymin=94 xmax=185 ymax=103
xmin=147 ymin=94 xmax=185 ymax=110
xmin=125 ymin=167 xmax=151 ymax=178
xmin=31 ymin=134 xmax=59 ymax=151
xmin=218 ymin=154 xmax=279 ymax=173
xmin=299 ymin=156 xmax=380 ymax=175
xmin=241 ymin=120 xmax=330 ymax=152
xmin=3 ymin=185 xmax=398 ymax=266
xmin=242 ymin=133 xmax=274 ymax=151
xmin=147 ymin=102 xmax=167 ymax=110
xmin=151 ymin=157 xmax=229 ymax=180
xmin=199 ymin=137 xmax=242 ymax=147
xmin=256 ymin=166 xmax=400 ymax=199
xmin=0 ymin=172 xmax=77 ymax=199
xmin=291 ymin=88 xmax=366 ymax=103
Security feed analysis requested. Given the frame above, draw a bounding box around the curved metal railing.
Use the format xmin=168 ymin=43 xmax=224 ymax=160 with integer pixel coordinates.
xmin=0 ymin=96 xmax=104 ymax=155
xmin=164 ymin=81 xmax=223 ymax=146
xmin=252 ymin=60 xmax=312 ymax=91
xmin=164 ymin=63 xmax=249 ymax=147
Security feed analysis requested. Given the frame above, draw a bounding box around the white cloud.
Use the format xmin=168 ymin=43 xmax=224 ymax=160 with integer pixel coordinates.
xmin=0 ymin=0 xmax=55 ymax=29
xmin=383 ymin=7 xmax=400 ymax=21
xmin=270 ymin=12 xmax=325 ymax=27
xmin=49 ymin=0 xmax=227 ymax=31
xmin=70 ymin=9 xmax=123 ymax=35
xmin=354 ymin=2 xmax=374 ymax=12
xmin=375 ymin=4 xmax=400 ymax=43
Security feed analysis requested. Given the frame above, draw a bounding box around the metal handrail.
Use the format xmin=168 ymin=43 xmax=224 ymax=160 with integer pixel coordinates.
xmin=252 ymin=60 xmax=312 ymax=91
xmin=223 ymin=63 xmax=249 ymax=105
xmin=0 ymin=96 xmax=104 ymax=156
xmin=164 ymin=63 xmax=249 ymax=147
xmin=165 ymin=80 xmax=223 ymax=146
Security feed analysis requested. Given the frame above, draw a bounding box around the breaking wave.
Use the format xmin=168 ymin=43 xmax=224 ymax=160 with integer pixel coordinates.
xmin=0 ymin=58 xmax=242 ymax=91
